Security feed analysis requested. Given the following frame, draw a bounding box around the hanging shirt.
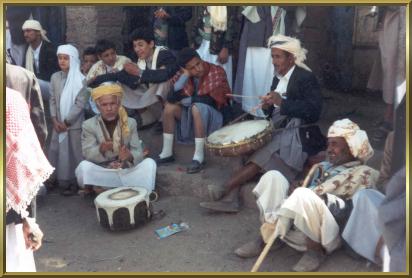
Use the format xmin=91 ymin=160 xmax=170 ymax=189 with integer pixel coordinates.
xmin=32 ymin=41 xmax=43 ymax=73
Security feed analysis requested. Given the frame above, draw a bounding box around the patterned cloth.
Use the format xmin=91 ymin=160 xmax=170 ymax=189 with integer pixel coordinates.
xmin=327 ymin=118 xmax=374 ymax=163
xmin=6 ymin=88 xmax=54 ymax=215
xmin=86 ymin=55 xmax=131 ymax=82
xmin=308 ymin=161 xmax=380 ymax=199
xmin=171 ymin=62 xmax=230 ymax=109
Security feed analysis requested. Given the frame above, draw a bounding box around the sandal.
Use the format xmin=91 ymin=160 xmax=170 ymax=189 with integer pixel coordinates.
xmin=186 ymin=160 xmax=205 ymax=174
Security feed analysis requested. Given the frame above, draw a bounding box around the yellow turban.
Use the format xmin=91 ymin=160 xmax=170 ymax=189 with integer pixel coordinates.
xmin=91 ymin=84 xmax=129 ymax=139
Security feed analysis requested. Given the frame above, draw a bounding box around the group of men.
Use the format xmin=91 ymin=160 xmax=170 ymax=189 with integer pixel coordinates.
xmin=5 ymin=5 xmax=406 ymax=273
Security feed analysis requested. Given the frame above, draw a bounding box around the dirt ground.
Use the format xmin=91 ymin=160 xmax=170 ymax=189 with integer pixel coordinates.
xmin=34 ymin=89 xmax=386 ymax=273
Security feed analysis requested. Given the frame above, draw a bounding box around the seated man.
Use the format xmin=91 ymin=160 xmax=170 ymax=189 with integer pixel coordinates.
xmin=235 ymin=119 xmax=379 ymax=272
xmin=122 ymin=27 xmax=179 ymax=128
xmin=86 ymin=39 xmax=131 ymax=83
xmin=341 ymin=96 xmax=406 ymax=271
xmin=75 ymin=83 xmax=156 ymax=195
xmin=89 ymin=29 xmax=179 ymax=128
xmin=81 ymin=46 xmax=98 ymax=76
xmin=156 ymin=47 xmax=231 ymax=173
xmin=200 ymin=34 xmax=324 ymax=212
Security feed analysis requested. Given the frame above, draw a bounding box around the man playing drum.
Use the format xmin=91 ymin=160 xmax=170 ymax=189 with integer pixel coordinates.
xmin=200 ymin=34 xmax=324 ymax=212
xmin=156 ymin=47 xmax=231 ymax=173
xmin=75 ymin=83 xmax=157 ymax=195
xmin=235 ymin=119 xmax=379 ymax=272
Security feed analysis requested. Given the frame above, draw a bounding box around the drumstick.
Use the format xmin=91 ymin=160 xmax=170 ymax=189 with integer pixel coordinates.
xmin=251 ymin=219 xmax=278 ymax=272
xmin=226 ymin=94 xmax=262 ymax=99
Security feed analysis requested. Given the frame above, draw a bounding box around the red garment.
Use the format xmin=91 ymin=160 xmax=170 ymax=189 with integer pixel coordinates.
xmin=6 ymin=88 xmax=54 ymax=215
xmin=172 ymin=62 xmax=231 ymax=109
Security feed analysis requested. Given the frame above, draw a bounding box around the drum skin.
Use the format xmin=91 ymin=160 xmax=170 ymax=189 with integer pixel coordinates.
xmin=206 ymin=120 xmax=273 ymax=157
xmin=94 ymin=187 xmax=152 ymax=231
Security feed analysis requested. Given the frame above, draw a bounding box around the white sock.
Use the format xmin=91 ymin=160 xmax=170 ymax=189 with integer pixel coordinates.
xmin=193 ymin=138 xmax=205 ymax=163
xmin=159 ymin=133 xmax=174 ymax=158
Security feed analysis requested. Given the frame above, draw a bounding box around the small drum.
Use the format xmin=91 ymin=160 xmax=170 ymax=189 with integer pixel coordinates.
xmin=94 ymin=186 xmax=152 ymax=231
xmin=206 ymin=120 xmax=273 ymax=157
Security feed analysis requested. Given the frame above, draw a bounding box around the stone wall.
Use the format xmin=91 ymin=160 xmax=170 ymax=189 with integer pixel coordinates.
xmin=65 ymin=6 xmax=123 ymax=56
xmin=65 ymin=6 xmax=97 ymax=56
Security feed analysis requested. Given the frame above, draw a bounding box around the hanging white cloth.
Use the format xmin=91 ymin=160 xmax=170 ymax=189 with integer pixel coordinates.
xmin=241 ymin=47 xmax=274 ymax=117
xmin=6 ymin=223 xmax=36 ymax=272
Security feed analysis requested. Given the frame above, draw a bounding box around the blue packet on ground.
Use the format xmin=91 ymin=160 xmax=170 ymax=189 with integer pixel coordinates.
xmin=155 ymin=222 xmax=189 ymax=239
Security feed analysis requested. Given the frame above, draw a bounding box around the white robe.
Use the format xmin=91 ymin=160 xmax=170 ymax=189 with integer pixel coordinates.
xmin=75 ymin=157 xmax=157 ymax=193
xmin=6 ymin=223 xmax=36 ymax=272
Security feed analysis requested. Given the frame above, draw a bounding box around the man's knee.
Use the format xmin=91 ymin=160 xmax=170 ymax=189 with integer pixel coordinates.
xmin=164 ymin=102 xmax=180 ymax=116
xmin=291 ymin=187 xmax=313 ymax=198
xmin=141 ymin=157 xmax=157 ymax=171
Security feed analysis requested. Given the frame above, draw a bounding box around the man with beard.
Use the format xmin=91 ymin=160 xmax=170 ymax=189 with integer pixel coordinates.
xmin=235 ymin=119 xmax=379 ymax=272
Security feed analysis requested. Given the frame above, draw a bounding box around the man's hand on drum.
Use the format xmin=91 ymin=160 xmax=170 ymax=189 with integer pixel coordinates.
xmin=260 ymin=91 xmax=283 ymax=108
xmin=99 ymin=141 xmax=113 ymax=154
xmin=119 ymin=145 xmax=133 ymax=162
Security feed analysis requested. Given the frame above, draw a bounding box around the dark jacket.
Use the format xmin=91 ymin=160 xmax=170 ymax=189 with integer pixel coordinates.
xmin=89 ymin=48 xmax=179 ymax=90
xmin=152 ymin=6 xmax=192 ymax=51
xmin=191 ymin=6 xmax=238 ymax=55
xmin=23 ymin=41 xmax=59 ymax=82
xmin=264 ymin=66 xmax=325 ymax=156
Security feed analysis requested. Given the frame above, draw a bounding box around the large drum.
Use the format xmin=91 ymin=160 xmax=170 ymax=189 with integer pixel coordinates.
xmin=206 ymin=120 xmax=272 ymax=157
xmin=94 ymin=186 xmax=152 ymax=231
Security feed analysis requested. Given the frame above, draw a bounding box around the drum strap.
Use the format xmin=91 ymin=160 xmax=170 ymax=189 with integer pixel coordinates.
xmin=272 ymin=122 xmax=317 ymax=134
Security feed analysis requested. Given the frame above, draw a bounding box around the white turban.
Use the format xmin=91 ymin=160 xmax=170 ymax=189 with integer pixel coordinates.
xmin=327 ymin=119 xmax=374 ymax=163
xmin=208 ymin=6 xmax=227 ymax=31
xmin=22 ymin=19 xmax=50 ymax=42
xmin=56 ymin=44 xmax=85 ymax=143
xmin=267 ymin=34 xmax=311 ymax=72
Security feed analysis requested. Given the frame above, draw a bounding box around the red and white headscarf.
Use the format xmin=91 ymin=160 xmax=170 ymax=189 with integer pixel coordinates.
xmin=6 ymin=88 xmax=54 ymax=216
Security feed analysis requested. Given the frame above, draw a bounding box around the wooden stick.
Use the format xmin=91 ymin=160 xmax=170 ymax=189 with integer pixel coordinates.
xmin=251 ymin=220 xmax=278 ymax=272
xmin=251 ymin=164 xmax=321 ymax=272
xmin=226 ymin=94 xmax=262 ymax=99
xmin=301 ymin=163 xmax=320 ymax=188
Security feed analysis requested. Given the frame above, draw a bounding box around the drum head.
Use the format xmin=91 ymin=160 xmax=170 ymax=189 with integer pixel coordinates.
xmin=207 ymin=120 xmax=270 ymax=145
xmin=95 ymin=186 xmax=148 ymax=208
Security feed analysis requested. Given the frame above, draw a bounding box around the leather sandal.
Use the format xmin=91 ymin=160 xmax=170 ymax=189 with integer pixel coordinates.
xmin=186 ymin=160 xmax=205 ymax=174
xmin=156 ymin=155 xmax=175 ymax=164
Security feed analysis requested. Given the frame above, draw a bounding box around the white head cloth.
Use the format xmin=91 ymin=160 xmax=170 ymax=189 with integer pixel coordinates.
xmin=57 ymin=44 xmax=85 ymax=143
xmin=207 ymin=6 xmax=227 ymax=31
xmin=22 ymin=19 xmax=50 ymax=42
xmin=327 ymin=118 xmax=374 ymax=163
xmin=267 ymin=34 xmax=311 ymax=72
